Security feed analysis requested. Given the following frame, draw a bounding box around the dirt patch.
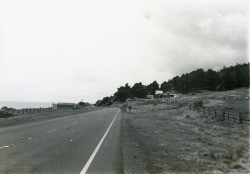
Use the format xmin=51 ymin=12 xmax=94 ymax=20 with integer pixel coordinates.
xmin=121 ymin=106 xmax=249 ymax=173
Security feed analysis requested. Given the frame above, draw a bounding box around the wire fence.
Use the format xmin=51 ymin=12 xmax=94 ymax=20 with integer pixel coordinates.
xmin=163 ymin=99 xmax=250 ymax=125
xmin=9 ymin=107 xmax=54 ymax=115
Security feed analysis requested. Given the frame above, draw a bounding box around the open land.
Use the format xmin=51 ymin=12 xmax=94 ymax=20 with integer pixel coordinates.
xmin=0 ymin=88 xmax=249 ymax=173
xmin=121 ymin=88 xmax=249 ymax=174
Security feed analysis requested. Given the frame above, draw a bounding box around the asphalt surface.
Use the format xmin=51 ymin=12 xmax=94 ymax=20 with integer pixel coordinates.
xmin=0 ymin=108 xmax=122 ymax=174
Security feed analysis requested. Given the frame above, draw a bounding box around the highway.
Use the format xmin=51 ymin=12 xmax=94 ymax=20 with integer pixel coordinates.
xmin=0 ymin=108 xmax=122 ymax=174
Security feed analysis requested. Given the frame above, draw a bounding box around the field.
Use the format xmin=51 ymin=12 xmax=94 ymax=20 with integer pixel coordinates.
xmin=121 ymin=88 xmax=249 ymax=173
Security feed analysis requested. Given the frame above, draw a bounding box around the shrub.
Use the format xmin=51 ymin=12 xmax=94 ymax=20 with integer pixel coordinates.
xmin=0 ymin=110 xmax=13 ymax=118
xmin=194 ymin=100 xmax=203 ymax=108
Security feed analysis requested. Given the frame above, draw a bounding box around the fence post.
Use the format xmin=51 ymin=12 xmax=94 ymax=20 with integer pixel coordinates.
xmin=198 ymin=107 xmax=199 ymax=113
xmin=239 ymin=113 xmax=243 ymax=124
xmin=215 ymin=110 xmax=217 ymax=117
xmin=222 ymin=110 xmax=225 ymax=121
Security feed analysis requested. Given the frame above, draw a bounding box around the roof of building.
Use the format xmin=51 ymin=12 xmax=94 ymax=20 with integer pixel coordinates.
xmin=57 ymin=103 xmax=75 ymax=106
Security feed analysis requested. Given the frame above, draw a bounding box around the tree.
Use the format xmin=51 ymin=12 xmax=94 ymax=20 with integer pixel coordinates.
xmin=95 ymin=100 xmax=101 ymax=106
xmin=147 ymin=81 xmax=159 ymax=95
xmin=221 ymin=69 xmax=235 ymax=90
xmin=171 ymin=76 xmax=179 ymax=91
xmin=177 ymin=74 xmax=189 ymax=93
xmin=78 ymin=101 xmax=90 ymax=107
xmin=114 ymin=83 xmax=131 ymax=102
xmin=206 ymin=69 xmax=219 ymax=90
xmin=95 ymin=62 xmax=249 ymax=104
xmin=131 ymin=82 xmax=147 ymax=98
xmin=96 ymin=96 xmax=113 ymax=107
xmin=160 ymin=81 xmax=172 ymax=92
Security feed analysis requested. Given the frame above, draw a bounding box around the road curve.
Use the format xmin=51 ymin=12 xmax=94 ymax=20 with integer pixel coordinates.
xmin=0 ymin=108 xmax=122 ymax=174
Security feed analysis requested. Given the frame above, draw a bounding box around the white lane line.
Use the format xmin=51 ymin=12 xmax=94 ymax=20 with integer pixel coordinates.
xmin=46 ymin=129 xmax=58 ymax=134
xmin=27 ymin=138 xmax=32 ymax=140
xmin=0 ymin=146 xmax=10 ymax=150
xmin=80 ymin=109 xmax=120 ymax=174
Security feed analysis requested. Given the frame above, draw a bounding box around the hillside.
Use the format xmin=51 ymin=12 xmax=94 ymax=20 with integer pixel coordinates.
xmin=96 ymin=63 xmax=249 ymax=106
xmin=121 ymin=88 xmax=249 ymax=173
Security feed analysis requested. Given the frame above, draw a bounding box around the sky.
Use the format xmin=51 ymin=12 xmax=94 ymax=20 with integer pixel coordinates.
xmin=0 ymin=0 xmax=249 ymax=103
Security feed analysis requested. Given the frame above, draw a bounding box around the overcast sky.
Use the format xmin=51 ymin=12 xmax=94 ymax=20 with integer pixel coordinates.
xmin=0 ymin=0 xmax=249 ymax=103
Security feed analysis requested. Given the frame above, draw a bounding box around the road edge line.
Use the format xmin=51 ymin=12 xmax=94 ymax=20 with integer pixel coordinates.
xmin=80 ymin=109 xmax=120 ymax=174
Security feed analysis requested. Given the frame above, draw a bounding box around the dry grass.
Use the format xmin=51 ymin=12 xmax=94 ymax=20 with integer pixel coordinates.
xmin=123 ymin=104 xmax=249 ymax=173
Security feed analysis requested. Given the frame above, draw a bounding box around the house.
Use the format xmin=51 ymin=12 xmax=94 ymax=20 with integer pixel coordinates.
xmin=155 ymin=90 xmax=163 ymax=98
xmin=53 ymin=102 xmax=76 ymax=110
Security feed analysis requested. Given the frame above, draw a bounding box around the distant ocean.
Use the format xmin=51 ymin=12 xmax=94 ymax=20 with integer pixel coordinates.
xmin=0 ymin=101 xmax=52 ymax=109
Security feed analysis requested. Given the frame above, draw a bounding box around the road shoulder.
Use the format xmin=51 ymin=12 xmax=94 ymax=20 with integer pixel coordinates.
xmin=121 ymin=111 xmax=150 ymax=174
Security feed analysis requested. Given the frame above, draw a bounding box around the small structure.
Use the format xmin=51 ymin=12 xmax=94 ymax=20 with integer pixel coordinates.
xmin=155 ymin=90 xmax=163 ymax=98
xmin=163 ymin=92 xmax=176 ymax=98
xmin=169 ymin=93 xmax=176 ymax=97
xmin=147 ymin=95 xmax=154 ymax=99
xmin=53 ymin=102 xmax=76 ymax=110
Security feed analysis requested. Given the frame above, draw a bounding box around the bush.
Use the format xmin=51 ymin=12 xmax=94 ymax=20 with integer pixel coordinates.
xmin=0 ymin=110 xmax=13 ymax=118
xmin=194 ymin=100 xmax=203 ymax=108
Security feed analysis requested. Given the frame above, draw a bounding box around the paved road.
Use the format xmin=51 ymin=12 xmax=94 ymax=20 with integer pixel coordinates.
xmin=0 ymin=108 xmax=122 ymax=174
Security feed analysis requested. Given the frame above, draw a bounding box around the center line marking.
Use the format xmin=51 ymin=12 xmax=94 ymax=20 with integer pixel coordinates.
xmin=80 ymin=109 xmax=120 ymax=174
xmin=46 ymin=129 xmax=58 ymax=134
xmin=0 ymin=146 xmax=10 ymax=150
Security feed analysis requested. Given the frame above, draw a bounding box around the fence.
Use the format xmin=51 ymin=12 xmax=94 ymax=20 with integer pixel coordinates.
xmin=8 ymin=107 xmax=54 ymax=115
xmin=163 ymin=99 xmax=250 ymax=125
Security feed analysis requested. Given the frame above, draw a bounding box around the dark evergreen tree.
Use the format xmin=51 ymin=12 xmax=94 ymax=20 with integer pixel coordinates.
xmin=131 ymin=82 xmax=147 ymax=98
xmin=114 ymin=83 xmax=131 ymax=102
xmin=146 ymin=81 xmax=159 ymax=95
xmin=160 ymin=81 xmax=172 ymax=92
xmin=206 ymin=69 xmax=219 ymax=90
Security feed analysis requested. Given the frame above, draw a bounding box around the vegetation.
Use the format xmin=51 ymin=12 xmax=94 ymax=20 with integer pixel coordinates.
xmin=96 ymin=63 xmax=249 ymax=106
xmin=95 ymin=96 xmax=113 ymax=107
xmin=77 ymin=101 xmax=90 ymax=107
xmin=161 ymin=63 xmax=249 ymax=93
xmin=0 ymin=108 xmax=13 ymax=118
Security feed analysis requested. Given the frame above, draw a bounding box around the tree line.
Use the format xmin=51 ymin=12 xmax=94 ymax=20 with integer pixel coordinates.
xmin=95 ymin=63 xmax=249 ymax=106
